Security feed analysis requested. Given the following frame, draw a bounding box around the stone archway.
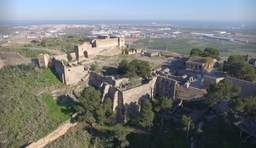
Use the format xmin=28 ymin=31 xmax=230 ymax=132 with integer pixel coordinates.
xmin=83 ymin=51 xmax=88 ymax=58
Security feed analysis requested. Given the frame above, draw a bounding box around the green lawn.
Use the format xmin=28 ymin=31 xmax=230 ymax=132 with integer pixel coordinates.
xmin=41 ymin=94 xmax=73 ymax=123
xmin=0 ymin=47 xmax=49 ymax=58
xmin=0 ymin=65 xmax=71 ymax=148
xmin=133 ymin=38 xmax=256 ymax=57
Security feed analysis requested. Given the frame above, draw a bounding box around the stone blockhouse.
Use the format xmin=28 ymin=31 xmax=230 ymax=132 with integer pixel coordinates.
xmin=38 ymin=54 xmax=50 ymax=68
xmin=144 ymin=51 xmax=159 ymax=57
xmin=186 ymin=56 xmax=216 ymax=72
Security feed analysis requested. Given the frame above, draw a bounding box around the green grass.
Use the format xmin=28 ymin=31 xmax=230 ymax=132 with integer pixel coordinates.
xmin=41 ymin=94 xmax=73 ymax=122
xmin=0 ymin=65 xmax=68 ymax=148
xmin=45 ymin=129 xmax=92 ymax=148
xmin=1 ymin=47 xmax=50 ymax=58
xmin=133 ymin=38 xmax=256 ymax=57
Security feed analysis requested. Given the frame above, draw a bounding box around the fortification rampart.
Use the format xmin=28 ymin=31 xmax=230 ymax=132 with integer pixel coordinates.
xmin=53 ymin=58 xmax=90 ymax=86
xmin=53 ymin=59 xmax=65 ymax=84
xmin=92 ymin=38 xmax=119 ymax=48
xmin=26 ymin=120 xmax=77 ymax=148
xmin=65 ymin=65 xmax=89 ymax=86
xmin=155 ymin=76 xmax=177 ymax=99
xmin=225 ymin=76 xmax=256 ymax=98
xmin=89 ymin=72 xmax=116 ymax=87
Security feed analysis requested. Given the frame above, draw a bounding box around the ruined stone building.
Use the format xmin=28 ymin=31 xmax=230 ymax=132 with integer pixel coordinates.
xmin=74 ymin=37 xmax=125 ymax=61
xmin=186 ymin=56 xmax=216 ymax=72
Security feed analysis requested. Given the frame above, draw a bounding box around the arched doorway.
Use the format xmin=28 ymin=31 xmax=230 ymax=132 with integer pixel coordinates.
xmin=83 ymin=51 xmax=88 ymax=58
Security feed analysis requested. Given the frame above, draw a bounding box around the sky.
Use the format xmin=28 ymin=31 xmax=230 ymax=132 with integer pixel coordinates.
xmin=0 ymin=0 xmax=256 ymax=22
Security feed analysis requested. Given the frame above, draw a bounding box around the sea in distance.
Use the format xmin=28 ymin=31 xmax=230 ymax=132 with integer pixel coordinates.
xmin=0 ymin=19 xmax=256 ymax=27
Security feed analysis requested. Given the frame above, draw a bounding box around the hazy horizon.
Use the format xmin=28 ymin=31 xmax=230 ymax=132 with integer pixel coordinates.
xmin=1 ymin=19 xmax=256 ymax=28
xmin=1 ymin=0 xmax=256 ymax=24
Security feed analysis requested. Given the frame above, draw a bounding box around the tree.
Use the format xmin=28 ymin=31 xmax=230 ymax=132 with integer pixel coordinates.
xmin=205 ymin=79 xmax=241 ymax=104
xmin=113 ymin=123 xmax=130 ymax=148
xmin=90 ymin=63 xmax=98 ymax=71
xmin=230 ymin=97 xmax=256 ymax=142
xmin=118 ymin=59 xmax=129 ymax=74
xmin=67 ymin=53 xmax=72 ymax=61
xmin=103 ymin=98 xmax=115 ymax=124
xmin=138 ymin=99 xmax=154 ymax=129
xmin=223 ymin=55 xmax=256 ymax=81
xmin=201 ymin=48 xmax=220 ymax=60
xmin=117 ymin=59 xmax=151 ymax=78
xmin=190 ymin=48 xmax=202 ymax=56
xmin=181 ymin=115 xmax=193 ymax=142
xmin=153 ymin=97 xmax=172 ymax=131
xmin=137 ymin=60 xmax=151 ymax=77
xmin=75 ymin=86 xmax=103 ymax=125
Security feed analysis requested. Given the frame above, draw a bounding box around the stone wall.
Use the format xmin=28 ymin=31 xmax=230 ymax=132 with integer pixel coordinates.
xmin=98 ymin=77 xmax=157 ymax=123
xmin=65 ymin=65 xmax=89 ymax=86
xmin=89 ymin=72 xmax=116 ymax=87
xmin=53 ymin=59 xmax=65 ymax=84
xmin=92 ymin=38 xmax=119 ymax=48
xmin=54 ymin=58 xmax=89 ymax=86
xmin=26 ymin=120 xmax=77 ymax=148
xmin=155 ymin=76 xmax=177 ymax=99
xmin=225 ymin=76 xmax=256 ymax=98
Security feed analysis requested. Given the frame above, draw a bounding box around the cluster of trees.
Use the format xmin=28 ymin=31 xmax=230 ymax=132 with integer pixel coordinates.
xmin=230 ymin=97 xmax=256 ymax=142
xmin=205 ymin=79 xmax=241 ymax=104
xmin=190 ymin=48 xmax=220 ymax=60
xmin=118 ymin=59 xmax=151 ymax=78
xmin=75 ymin=86 xmax=130 ymax=147
xmin=220 ymin=55 xmax=256 ymax=81
xmin=75 ymin=86 xmax=114 ymax=125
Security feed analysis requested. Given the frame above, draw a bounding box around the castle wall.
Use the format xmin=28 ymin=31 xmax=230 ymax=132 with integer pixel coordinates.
xmin=53 ymin=59 xmax=65 ymax=84
xmin=155 ymin=76 xmax=177 ymax=99
xmin=26 ymin=120 xmax=77 ymax=148
xmin=225 ymin=76 xmax=256 ymax=98
xmin=88 ymin=72 xmax=116 ymax=87
xmin=64 ymin=65 xmax=89 ymax=86
xmin=92 ymin=38 xmax=119 ymax=48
